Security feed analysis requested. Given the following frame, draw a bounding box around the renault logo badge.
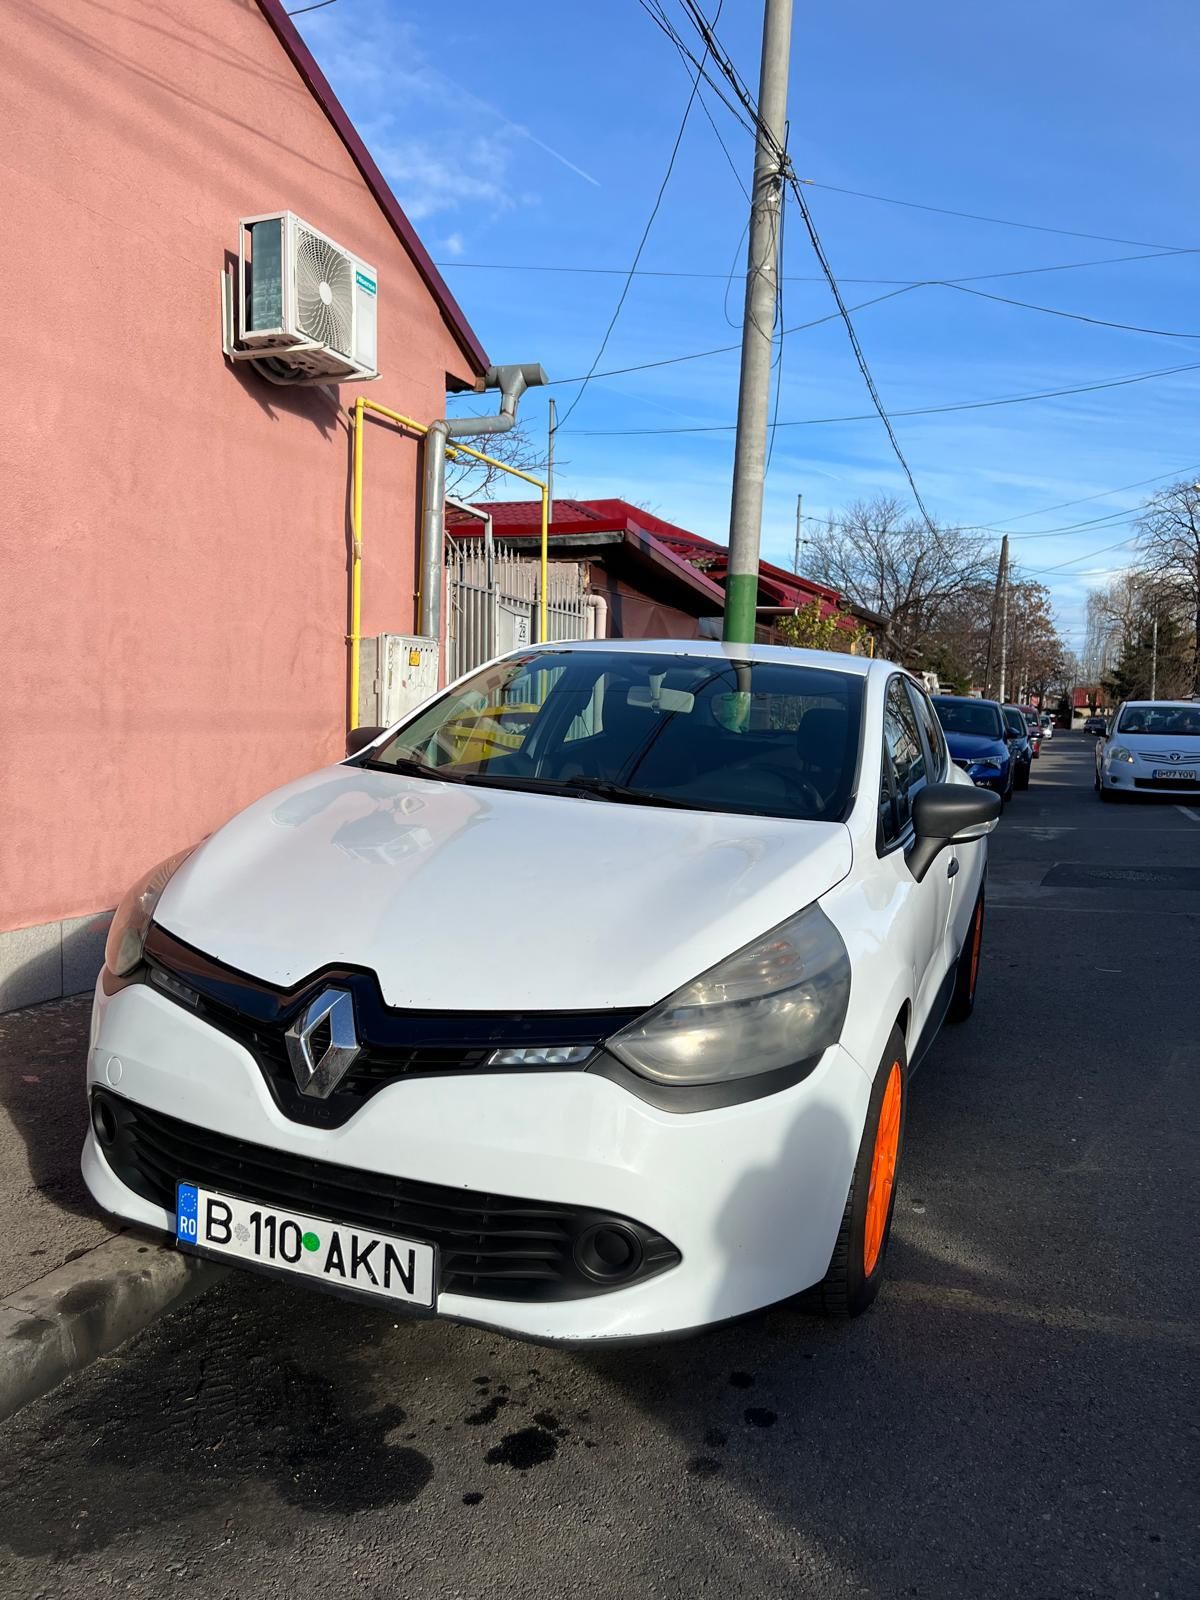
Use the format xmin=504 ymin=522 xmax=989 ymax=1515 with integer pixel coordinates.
xmin=284 ymin=989 xmax=361 ymax=1099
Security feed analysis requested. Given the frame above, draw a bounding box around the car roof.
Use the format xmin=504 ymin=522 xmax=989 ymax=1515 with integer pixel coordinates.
xmin=933 ymin=692 xmax=1002 ymax=708
xmin=515 ymin=637 xmax=882 ymax=677
xmin=1118 ymin=699 xmax=1200 ymax=708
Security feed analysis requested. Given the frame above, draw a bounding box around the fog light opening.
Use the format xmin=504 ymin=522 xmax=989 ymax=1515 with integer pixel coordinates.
xmin=92 ymin=1096 xmax=118 ymax=1148
xmin=574 ymin=1222 xmax=644 ymax=1284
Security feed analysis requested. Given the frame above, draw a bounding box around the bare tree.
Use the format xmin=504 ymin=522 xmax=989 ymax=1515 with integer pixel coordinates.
xmin=1082 ymin=585 xmax=1129 ymax=682
xmin=1001 ymin=577 xmax=1064 ymax=702
xmin=806 ymin=496 xmax=996 ymax=667
xmin=444 ymin=421 xmax=545 ymax=502
xmin=1136 ymin=481 xmax=1200 ymax=694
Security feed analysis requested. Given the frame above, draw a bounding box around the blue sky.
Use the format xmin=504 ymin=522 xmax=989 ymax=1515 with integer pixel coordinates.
xmin=295 ymin=0 xmax=1200 ymax=656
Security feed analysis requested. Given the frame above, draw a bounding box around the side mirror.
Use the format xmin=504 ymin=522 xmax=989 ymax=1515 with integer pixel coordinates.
xmin=346 ymin=725 xmax=386 ymax=759
xmin=906 ymin=783 xmax=1002 ymax=883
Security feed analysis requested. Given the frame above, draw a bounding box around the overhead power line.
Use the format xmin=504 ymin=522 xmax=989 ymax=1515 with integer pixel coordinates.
xmin=800 ymin=180 xmax=1196 ymax=253
xmin=1023 ymin=536 xmax=1141 ymax=574
xmin=432 ymin=245 xmax=1195 ymax=286
xmin=785 ymin=178 xmax=938 ymax=533
xmin=565 ymin=358 xmax=1200 ymax=435
xmin=544 ymin=284 xmax=917 ymax=387
xmin=960 ymin=464 xmax=1200 ymax=529
xmin=556 ymin=0 xmax=723 ymax=426
xmin=656 ymin=0 xmax=941 ymax=531
xmin=942 ymin=282 xmax=1200 ymax=340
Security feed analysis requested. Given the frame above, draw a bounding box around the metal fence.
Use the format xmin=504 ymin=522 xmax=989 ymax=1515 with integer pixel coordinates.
xmin=446 ymin=539 xmax=589 ymax=681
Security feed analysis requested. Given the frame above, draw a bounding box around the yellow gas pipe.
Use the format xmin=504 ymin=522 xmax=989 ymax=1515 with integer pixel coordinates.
xmin=348 ymin=397 xmax=549 ymax=730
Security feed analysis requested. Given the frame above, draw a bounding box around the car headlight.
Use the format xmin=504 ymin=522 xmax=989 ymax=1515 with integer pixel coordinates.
xmin=104 ymin=847 xmax=198 ymax=977
xmin=967 ymin=758 xmax=1002 ymax=774
xmin=607 ymin=904 xmax=851 ymax=1086
xmin=1106 ymin=745 xmax=1134 ymax=764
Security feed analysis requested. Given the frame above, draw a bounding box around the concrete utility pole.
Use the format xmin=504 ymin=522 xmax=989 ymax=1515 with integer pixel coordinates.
xmin=1151 ymin=609 xmax=1159 ymax=699
xmin=792 ymin=492 xmax=803 ymax=574
xmin=723 ymin=0 xmax=794 ymax=645
xmin=997 ymin=534 xmax=1010 ymax=703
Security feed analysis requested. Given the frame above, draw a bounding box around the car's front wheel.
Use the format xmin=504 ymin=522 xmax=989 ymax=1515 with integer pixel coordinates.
xmin=800 ymin=1026 xmax=907 ymax=1318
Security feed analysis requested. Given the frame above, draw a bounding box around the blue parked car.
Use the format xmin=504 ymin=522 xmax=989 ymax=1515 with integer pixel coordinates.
xmin=932 ymin=695 xmax=1015 ymax=803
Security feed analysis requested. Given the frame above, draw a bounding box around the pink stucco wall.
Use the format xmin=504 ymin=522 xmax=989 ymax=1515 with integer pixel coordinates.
xmin=0 ymin=0 xmax=479 ymax=932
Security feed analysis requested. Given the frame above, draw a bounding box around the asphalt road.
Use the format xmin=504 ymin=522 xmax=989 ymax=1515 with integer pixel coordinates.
xmin=1 ymin=732 xmax=1197 ymax=1599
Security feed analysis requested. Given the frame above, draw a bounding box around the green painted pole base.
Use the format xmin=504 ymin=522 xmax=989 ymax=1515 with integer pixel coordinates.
xmin=722 ymin=572 xmax=759 ymax=645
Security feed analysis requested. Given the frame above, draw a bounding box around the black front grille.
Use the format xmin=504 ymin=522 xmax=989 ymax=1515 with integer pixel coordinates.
xmin=141 ymin=925 xmax=639 ymax=1128
xmin=94 ymin=1089 xmax=680 ymax=1304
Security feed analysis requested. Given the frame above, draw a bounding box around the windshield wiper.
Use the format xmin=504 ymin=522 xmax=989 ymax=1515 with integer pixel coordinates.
xmin=553 ymin=775 xmax=697 ymax=810
xmin=360 ymin=756 xmax=466 ymax=783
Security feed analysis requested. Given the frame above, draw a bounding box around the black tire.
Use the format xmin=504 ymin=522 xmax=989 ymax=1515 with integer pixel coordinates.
xmin=1016 ymin=764 xmax=1030 ymax=791
xmin=1100 ymin=782 xmax=1116 ymax=802
xmin=800 ymin=1027 xmax=907 ymax=1318
xmin=947 ymin=888 xmax=985 ymax=1023
xmin=1093 ymin=768 xmax=1100 ymax=791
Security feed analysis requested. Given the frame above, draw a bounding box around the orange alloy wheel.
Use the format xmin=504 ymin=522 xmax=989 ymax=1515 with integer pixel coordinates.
xmin=863 ymin=1063 xmax=903 ymax=1275
xmin=968 ymin=901 xmax=984 ymax=994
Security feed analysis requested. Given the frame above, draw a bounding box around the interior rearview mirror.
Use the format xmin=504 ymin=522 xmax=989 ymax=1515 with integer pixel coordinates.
xmin=346 ymin=725 xmax=386 ymax=759
xmin=906 ymin=783 xmax=1002 ymax=883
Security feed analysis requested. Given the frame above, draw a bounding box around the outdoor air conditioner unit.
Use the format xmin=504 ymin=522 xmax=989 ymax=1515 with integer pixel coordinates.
xmin=231 ymin=211 xmax=379 ymax=383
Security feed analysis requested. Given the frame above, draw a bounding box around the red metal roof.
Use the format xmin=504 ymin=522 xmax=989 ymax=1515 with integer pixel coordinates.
xmin=447 ymin=497 xmax=850 ymax=619
xmin=256 ymin=0 xmax=488 ymax=379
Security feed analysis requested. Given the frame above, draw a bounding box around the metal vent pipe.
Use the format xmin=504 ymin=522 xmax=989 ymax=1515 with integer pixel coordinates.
xmin=420 ymin=363 xmax=547 ymax=641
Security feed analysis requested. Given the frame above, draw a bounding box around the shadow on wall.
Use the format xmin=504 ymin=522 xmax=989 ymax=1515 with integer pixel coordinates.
xmin=222 ymin=250 xmax=349 ymax=443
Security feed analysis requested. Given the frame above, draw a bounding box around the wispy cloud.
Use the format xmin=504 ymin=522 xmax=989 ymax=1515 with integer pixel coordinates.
xmin=441 ymin=231 xmax=466 ymax=257
xmin=299 ymin=8 xmax=597 ymax=217
xmin=371 ymin=136 xmax=518 ymax=222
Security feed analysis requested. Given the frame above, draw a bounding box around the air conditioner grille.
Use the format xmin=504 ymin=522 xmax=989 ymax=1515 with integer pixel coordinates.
xmin=295 ymin=227 xmax=354 ymax=357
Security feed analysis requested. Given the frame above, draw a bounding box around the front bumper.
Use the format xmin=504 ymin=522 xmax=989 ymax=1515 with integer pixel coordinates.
xmin=1101 ymin=761 xmax=1200 ymax=795
xmin=83 ymin=978 xmax=873 ymax=1341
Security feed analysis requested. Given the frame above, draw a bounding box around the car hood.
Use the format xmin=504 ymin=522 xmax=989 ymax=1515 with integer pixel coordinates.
xmin=154 ymin=765 xmax=855 ymax=1011
xmin=944 ymin=731 xmax=1008 ymax=761
xmin=1113 ymin=732 xmax=1200 ymax=756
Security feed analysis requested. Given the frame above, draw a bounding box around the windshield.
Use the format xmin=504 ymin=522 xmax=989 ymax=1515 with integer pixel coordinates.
xmin=1003 ymin=708 xmax=1026 ymax=737
xmin=1116 ymin=705 xmax=1200 ymax=736
xmin=361 ymin=649 xmax=865 ymax=822
xmin=933 ymin=697 xmax=1004 ymax=740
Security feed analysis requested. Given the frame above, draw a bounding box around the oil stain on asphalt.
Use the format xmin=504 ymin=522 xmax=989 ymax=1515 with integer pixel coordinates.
xmin=485 ymin=1426 xmax=559 ymax=1471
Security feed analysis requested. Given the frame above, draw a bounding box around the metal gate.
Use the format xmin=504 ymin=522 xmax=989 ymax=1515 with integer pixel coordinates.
xmin=446 ymin=538 xmax=588 ymax=681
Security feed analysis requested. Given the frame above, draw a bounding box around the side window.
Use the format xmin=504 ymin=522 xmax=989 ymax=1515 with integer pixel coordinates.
xmin=880 ymin=678 xmax=927 ymax=845
xmin=906 ymin=681 xmax=947 ymax=780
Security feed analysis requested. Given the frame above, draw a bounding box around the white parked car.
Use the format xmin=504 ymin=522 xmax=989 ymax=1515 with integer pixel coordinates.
xmin=84 ymin=642 xmax=998 ymax=1341
xmin=1095 ymin=699 xmax=1200 ymax=800
xmin=1039 ymin=714 xmax=1054 ymax=741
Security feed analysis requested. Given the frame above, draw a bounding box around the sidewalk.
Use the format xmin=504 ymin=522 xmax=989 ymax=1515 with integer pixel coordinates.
xmin=0 ymin=992 xmax=219 ymax=1419
xmin=0 ymin=993 xmax=113 ymax=1297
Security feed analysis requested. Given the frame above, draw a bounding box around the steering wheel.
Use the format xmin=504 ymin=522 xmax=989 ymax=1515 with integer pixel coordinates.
xmin=735 ymin=762 xmax=827 ymax=815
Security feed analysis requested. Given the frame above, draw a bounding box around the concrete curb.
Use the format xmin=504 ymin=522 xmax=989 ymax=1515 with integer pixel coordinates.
xmin=0 ymin=1232 xmax=225 ymax=1422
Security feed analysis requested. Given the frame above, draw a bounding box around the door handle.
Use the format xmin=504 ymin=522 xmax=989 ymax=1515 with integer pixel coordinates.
xmin=946 ymin=857 xmax=959 ymax=878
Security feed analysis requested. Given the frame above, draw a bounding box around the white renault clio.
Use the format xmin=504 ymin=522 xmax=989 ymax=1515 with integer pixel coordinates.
xmin=84 ymin=642 xmax=998 ymax=1341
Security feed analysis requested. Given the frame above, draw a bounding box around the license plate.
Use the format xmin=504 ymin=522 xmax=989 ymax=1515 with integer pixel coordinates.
xmin=1152 ymin=768 xmax=1198 ymax=780
xmin=175 ymin=1182 xmax=436 ymax=1307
